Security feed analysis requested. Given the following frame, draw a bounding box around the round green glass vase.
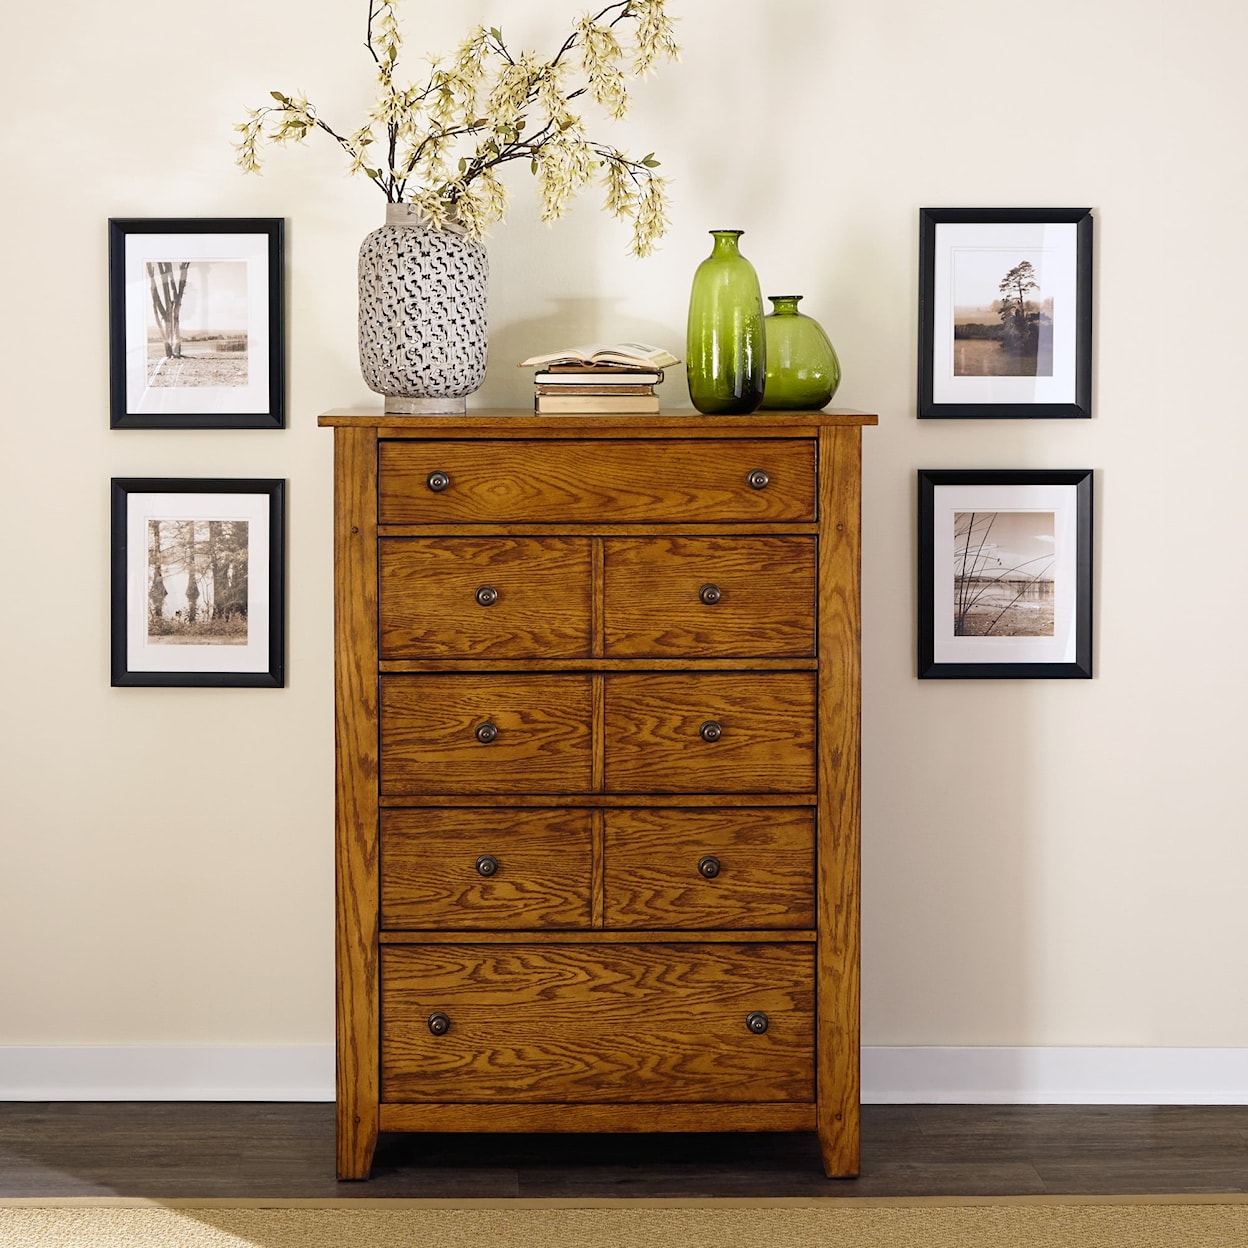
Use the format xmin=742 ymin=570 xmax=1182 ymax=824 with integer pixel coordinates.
xmin=758 ymin=295 xmax=841 ymax=411
xmin=686 ymin=230 xmax=766 ymax=415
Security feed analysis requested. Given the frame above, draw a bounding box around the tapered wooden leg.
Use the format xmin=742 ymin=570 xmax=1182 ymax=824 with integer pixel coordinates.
xmin=337 ymin=1102 xmax=378 ymax=1180
xmin=817 ymin=1098 xmax=860 ymax=1178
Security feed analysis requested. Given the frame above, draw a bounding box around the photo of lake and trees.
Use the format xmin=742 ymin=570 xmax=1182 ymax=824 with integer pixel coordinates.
xmin=953 ymin=510 xmax=1055 ymax=638
xmin=952 ymin=248 xmax=1054 ymax=378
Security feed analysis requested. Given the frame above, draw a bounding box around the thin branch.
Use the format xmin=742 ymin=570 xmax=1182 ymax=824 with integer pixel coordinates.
xmin=364 ymin=0 xmax=384 ymax=68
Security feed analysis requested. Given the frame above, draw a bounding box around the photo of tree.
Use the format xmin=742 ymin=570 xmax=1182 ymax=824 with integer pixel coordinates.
xmin=953 ymin=510 xmax=1055 ymax=637
xmin=952 ymin=249 xmax=1054 ymax=378
xmin=147 ymin=519 xmax=249 ymax=645
xmin=145 ymin=260 xmax=249 ymax=388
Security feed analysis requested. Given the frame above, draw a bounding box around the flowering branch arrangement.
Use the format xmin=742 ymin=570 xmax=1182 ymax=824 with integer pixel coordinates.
xmin=235 ymin=0 xmax=679 ymax=255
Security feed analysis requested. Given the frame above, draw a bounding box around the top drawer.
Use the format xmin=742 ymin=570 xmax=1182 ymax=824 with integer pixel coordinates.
xmin=379 ymin=439 xmax=816 ymax=524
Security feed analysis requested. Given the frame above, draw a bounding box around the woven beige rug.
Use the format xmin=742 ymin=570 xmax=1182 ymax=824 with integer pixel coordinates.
xmin=3 ymin=1197 xmax=1248 ymax=1248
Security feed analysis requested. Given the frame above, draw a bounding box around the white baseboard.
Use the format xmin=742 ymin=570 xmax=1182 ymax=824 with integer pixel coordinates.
xmin=2 ymin=1045 xmax=1246 ymax=1103
xmin=0 ymin=1046 xmax=335 ymax=1101
xmin=862 ymin=1046 xmax=1248 ymax=1104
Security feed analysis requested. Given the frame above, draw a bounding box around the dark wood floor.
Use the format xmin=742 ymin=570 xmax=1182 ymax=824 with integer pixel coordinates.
xmin=2 ymin=1104 xmax=1247 ymax=1199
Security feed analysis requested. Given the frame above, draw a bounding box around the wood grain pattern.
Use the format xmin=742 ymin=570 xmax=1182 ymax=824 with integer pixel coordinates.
xmin=591 ymin=537 xmax=605 ymax=659
xmin=320 ymin=407 xmax=877 ymax=433
xmin=332 ymin=428 xmax=381 ymax=1181
xmin=326 ymin=409 xmax=874 ymax=1178
xmin=379 ymin=657 xmax=818 ymax=674
xmin=14 ymin=1101 xmax=1246 ymax=1197
xmin=602 ymin=536 xmax=816 ymax=658
xmin=380 ymin=521 xmax=820 ymax=538
xmin=379 ymin=792 xmax=822 ymax=809
xmin=378 ymin=439 xmax=816 ymax=523
xmin=379 ymin=537 xmax=592 ymax=658
xmin=815 ymin=425 xmax=863 ymax=1178
xmin=591 ymin=674 xmax=606 ymax=793
xmin=590 ymin=809 xmax=606 ymax=928
xmin=377 ymin=928 xmax=815 ymax=945
xmin=603 ymin=807 xmax=815 ymax=930
xmin=380 ymin=808 xmax=592 ymax=930
xmin=380 ymin=674 xmax=594 ymax=795
xmin=603 ymin=673 xmax=818 ymax=793
xmin=380 ymin=943 xmax=814 ymax=1103
xmin=378 ymin=1102 xmax=817 ymax=1134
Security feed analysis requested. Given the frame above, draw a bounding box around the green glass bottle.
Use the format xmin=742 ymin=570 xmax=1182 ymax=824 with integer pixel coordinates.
xmin=759 ymin=295 xmax=841 ymax=410
xmin=686 ymin=230 xmax=766 ymax=414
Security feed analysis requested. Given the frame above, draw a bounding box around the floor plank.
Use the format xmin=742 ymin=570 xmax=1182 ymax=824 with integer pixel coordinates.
xmin=0 ymin=1104 xmax=1246 ymax=1199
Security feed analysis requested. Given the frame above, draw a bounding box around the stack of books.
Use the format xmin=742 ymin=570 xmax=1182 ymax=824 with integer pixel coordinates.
xmin=519 ymin=342 xmax=680 ymax=414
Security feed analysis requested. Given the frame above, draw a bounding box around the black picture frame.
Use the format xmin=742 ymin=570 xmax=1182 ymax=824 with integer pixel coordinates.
xmin=918 ymin=208 xmax=1092 ymax=419
xmin=111 ymin=478 xmax=286 ymax=687
xmin=918 ymin=469 xmax=1093 ymax=679
xmin=108 ymin=218 xmax=285 ymax=429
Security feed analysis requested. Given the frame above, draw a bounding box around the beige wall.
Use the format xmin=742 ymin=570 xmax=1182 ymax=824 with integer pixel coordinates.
xmin=2 ymin=0 xmax=1245 ymax=1062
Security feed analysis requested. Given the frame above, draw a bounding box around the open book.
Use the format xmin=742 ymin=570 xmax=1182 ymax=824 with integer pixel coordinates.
xmin=518 ymin=342 xmax=680 ymax=369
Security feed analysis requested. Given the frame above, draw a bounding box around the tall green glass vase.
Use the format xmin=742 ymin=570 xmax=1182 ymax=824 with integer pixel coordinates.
xmin=686 ymin=229 xmax=766 ymax=414
xmin=759 ymin=295 xmax=841 ymax=410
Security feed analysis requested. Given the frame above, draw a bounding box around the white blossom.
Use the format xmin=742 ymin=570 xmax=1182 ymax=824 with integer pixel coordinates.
xmin=234 ymin=0 xmax=677 ymax=251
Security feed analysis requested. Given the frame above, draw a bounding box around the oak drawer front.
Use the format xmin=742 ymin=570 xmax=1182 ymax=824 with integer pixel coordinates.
xmin=381 ymin=942 xmax=814 ymax=1103
xmin=379 ymin=537 xmax=592 ymax=659
xmin=603 ymin=808 xmax=815 ymax=929
xmin=603 ymin=673 xmax=817 ymax=793
xmin=381 ymin=808 xmax=592 ymax=930
xmin=602 ymin=537 xmax=816 ymax=658
xmin=380 ymin=675 xmax=594 ymax=795
xmin=378 ymin=439 xmax=816 ymax=523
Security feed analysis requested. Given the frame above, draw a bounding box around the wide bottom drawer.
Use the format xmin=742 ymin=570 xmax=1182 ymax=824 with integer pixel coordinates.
xmin=381 ymin=942 xmax=814 ymax=1104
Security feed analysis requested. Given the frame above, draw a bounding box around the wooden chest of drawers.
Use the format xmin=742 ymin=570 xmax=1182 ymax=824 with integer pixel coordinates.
xmin=320 ymin=408 xmax=874 ymax=1179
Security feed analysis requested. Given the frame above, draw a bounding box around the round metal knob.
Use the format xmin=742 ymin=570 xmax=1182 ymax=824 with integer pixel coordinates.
xmin=699 ymin=720 xmax=723 ymax=743
xmin=697 ymin=855 xmax=722 ymax=880
xmin=428 ymin=1012 xmax=451 ymax=1036
xmin=475 ymin=584 xmax=499 ymax=607
xmin=475 ymin=721 xmax=499 ymax=744
xmin=476 ymin=854 xmax=499 ymax=877
xmin=747 ymin=468 xmax=770 ymax=491
xmin=746 ymin=1011 xmax=769 ymax=1035
xmin=426 ymin=470 xmax=450 ymax=492
xmin=699 ymin=583 xmax=722 ymax=606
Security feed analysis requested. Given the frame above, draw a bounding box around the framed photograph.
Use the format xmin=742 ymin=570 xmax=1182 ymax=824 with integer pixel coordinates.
xmin=917 ymin=208 xmax=1092 ymax=419
xmin=918 ymin=469 xmax=1093 ymax=679
xmin=108 ymin=218 xmax=285 ymax=429
xmin=111 ymin=479 xmax=286 ymax=687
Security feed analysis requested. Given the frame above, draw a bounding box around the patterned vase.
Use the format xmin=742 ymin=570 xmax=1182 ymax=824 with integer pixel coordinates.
xmin=358 ymin=203 xmax=488 ymax=415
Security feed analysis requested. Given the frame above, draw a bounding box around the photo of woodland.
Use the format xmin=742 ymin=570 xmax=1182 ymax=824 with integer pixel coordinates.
xmin=953 ymin=510 xmax=1055 ymax=637
xmin=147 ymin=519 xmax=249 ymax=645
xmin=952 ymin=251 xmax=1053 ymax=378
xmin=145 ymin=260 xmax=249 ymax=388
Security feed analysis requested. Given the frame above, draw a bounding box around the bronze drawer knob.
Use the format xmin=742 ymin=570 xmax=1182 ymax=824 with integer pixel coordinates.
xmin=698 ymin=583 xmax=722 ymax=606
xmin=746 ymin=468 xmax=770 ymax=490
xmin=426 ymin=470 xmax=451 ymax=492
xmin=746 ymin=1011 xmax=769 ymax=1035
xmin=427 ymin=1012 xmax=451 ymax=1036
xmin=475 ymin=721 xmax=499 ymax=744
xmin=476 ymin=854 xmax=500 ymax=877
xmin=699 ymin=720 xmax=723 ymax=743
xmin=475 ymin=584 xmax=499 ymax=607
xmin=697 ymin=855 xmax=722 ymax=880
